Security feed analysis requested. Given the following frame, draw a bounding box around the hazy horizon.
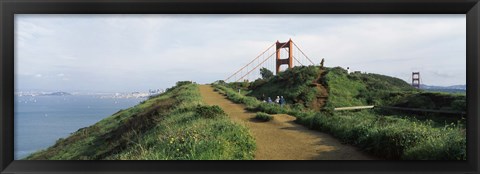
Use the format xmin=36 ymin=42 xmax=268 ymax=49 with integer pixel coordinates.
xmin=15 ymin=14 xmax=466 ymax=92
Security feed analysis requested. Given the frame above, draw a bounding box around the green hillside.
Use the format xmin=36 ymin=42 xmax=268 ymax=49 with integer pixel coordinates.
xmin=248 ymin=65 xmax=325 ymax=111
xmin=324 ymin=67 xmax=417 ymax=107
xmin=324 ymin=67 xmax=465 ymax=112
xmin=238 ymin=65 xmax=419 ymax=111
xmin=214 ymin=66 xmax=466 ymax=160
xmin=26 ymin=82 xmax=255 ymax=160
xmin=240 ymin=66 xmax=465 ymax=114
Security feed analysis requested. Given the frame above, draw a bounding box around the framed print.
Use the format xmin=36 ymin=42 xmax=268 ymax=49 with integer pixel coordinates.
xmin=1 ymin=0 xmax=479 ymax=173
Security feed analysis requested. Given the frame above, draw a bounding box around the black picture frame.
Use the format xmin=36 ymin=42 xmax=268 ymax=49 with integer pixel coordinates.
xmin=1 ymin=0 xmax=479 ymax=173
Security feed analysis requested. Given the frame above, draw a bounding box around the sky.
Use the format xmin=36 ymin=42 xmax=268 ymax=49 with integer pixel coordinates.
xmin=15 ymin=14 xmax=466 ymax=92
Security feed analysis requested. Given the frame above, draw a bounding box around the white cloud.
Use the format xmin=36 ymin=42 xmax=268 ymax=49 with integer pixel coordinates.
xmin=14 ymin=14 xmax=466 ymax=91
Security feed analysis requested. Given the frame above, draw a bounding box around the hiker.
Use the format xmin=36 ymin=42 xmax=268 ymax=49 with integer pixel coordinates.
xmin=275 ymin=96 xmax=280 ymax=104
xmin=347 ymin=67 xmax=350 ymax=74
xmin=280 ymin=96 xmax=286 ymax=107
xmin=320 ymin=58 xmax=325 ymax=68
xmin=267 ymin=97 xmax=273 ymax=103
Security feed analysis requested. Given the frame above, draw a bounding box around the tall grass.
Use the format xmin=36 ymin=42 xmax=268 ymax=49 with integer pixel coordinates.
xmin=254 ymin=112 xmax=273 ymax=122
xmin=301 ymin=111 xmax=466 ymax=160
xmin=212 ymin=83 xmax=306 ymax=116
xmin=26 ymin=83 xmax=255 ymax=160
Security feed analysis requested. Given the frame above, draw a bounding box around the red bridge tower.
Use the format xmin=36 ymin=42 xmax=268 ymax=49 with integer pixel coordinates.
xmin=275 ymin=39 xmax=294 ymax=75
xmin=412 ymin=72 xmax=421 ymax=89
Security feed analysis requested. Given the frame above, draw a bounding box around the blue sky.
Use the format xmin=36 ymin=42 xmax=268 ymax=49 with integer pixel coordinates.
xmin=15 ymin=14 xmax=466 ymax=92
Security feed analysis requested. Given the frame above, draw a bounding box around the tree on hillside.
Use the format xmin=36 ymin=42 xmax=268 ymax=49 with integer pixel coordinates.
xmin=260 ymin=67 xmax=274 ymax=79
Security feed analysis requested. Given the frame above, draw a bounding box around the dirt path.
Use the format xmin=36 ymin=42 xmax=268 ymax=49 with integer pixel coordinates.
xmin=199 ymin=85 xmax=376 ymax=160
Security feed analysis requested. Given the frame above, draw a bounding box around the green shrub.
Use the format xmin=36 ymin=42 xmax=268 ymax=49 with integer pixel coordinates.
xmin=300 ymin=111 xmax=466 ymax=160
xmin=403 ymin=136 xmax=466 ymax=160
xmin=260 ymin=67 xmax=274 ymax=79
xmin=176 ymin=81 xmax=193 ymax=86
xmin=292 ymin=103 xmax=306 ymax=111
xmin=402 ymin=123 xmax=466 ymax=160
xmin=249 ymin=78 xmax=267 ymax=90
xmin=255 ymin=112 xmax=273 ymax=122
xmin=255 ymin=102 xmax=288 ymax=114
xmin=451 ymin=99 xmax=466 ymax=111
xmin=195 ymin=105 xmax=226 ymax=118
xmin=249 ymin=66 xmax=320 ymax=109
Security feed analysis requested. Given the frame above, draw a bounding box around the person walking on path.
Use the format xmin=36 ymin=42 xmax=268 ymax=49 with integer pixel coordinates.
xmin=280 ymin=96 xmax=286 ymax=107
xmin=267 ymin=97 xmax=273 ymax=103
xmin=275 ymin=96 xmax=280 ymax=104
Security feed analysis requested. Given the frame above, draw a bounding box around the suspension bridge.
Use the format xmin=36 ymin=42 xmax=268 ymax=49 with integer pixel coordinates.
xmin=225 ymin=39 xmax=318 ymax=83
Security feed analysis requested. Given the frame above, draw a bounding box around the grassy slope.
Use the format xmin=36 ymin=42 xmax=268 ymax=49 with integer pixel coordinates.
xmin=301 ymin=110 xmax=466 ymax=160
xmin=325 ymin=67 xmax=466 ymax=112
xmin=239 ymin=65 xmax=465 ymax=113
xmin=26 ymin=83 xmax=255 ymax=160
xmin=214 ymin=66 xmax=466 ymax=160
xmin=325 ymin=67 xmax=417 ymax=107
xmin=321 ymin=69 xmax=465 ymax=160
xmin=248 ymin=66 xmax=321 ymax=110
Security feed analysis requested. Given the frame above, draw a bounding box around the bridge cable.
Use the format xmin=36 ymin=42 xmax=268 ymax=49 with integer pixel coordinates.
xmin=235 ymin=42 xmax=289 ymax=82
xmin=292 ymin=41 xmax=316 ymax=65
xmin=293 ymin=56 xmax=304 ymax=66
xmin=225 ymin=42 xmax=276 ymax=82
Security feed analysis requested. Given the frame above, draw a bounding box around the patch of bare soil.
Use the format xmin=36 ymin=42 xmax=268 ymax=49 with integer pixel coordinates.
xmin=309 ymin=68 xmax=329 ymax=111
xmin=199 ymin=85 xmax=376 ymax=160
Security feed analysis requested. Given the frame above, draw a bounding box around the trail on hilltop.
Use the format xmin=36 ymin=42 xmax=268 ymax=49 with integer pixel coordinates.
xmin=199 ymin=85 xmax=375 ymax=160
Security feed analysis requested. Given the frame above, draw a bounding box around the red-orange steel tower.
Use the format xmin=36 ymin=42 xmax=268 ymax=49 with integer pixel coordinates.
xmin=412 ymin=72 xmax=420 ymax=89
xmin=275 ymin=39 xmax=294 ymax=75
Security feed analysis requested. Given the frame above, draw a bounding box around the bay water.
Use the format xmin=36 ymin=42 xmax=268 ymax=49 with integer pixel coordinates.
xmin=14 ymin=95 xmax=144 ymax=159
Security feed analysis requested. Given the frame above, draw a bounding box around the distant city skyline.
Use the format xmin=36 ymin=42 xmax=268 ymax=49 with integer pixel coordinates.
xmin=15 ymin=14 xmax=466 ymax=92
